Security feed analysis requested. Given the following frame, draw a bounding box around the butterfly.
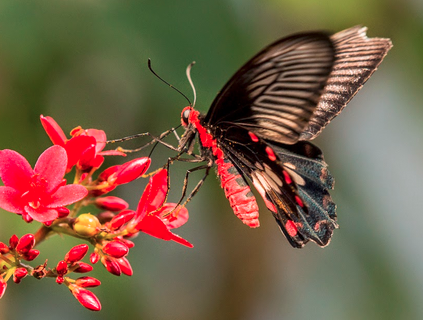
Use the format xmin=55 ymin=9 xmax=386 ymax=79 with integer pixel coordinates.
xmin=173 ymin=26 xmax=392 ymax=248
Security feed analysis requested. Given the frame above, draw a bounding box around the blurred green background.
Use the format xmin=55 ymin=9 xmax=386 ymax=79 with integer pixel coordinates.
xmin=0 ymin=0 xmax=422 ymax=319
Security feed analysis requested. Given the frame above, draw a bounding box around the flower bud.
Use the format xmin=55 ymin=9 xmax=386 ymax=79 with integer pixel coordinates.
xmin=56 ymin=276 xmax=64 ymax=284
xmin=109 ymin=210 xmax=135 ymax=230
xmin=69 ymin=285 xmax=101 ymax=311
xmin=102 ymin=241 xmax=128 ymax=259
xmin=9 ymin=235 xmax=18 ymax=250
xmin=16 ymin=234 xmax=35 ymax=254
xmin=114 ymin=158 xmax=151 ymax=185
xmin=0 ymin=242 xmax=9 ymax=254
xmin=13 ymin=268 xmax=28 ymax=284
xmin=101 ymin=256 xmax=121 ymax=276
xmin=95 ymin=196 xmax=128 ymax=212
xmin=0 ymin=275 xmax=7 ymax=299
xmin=65 ymin=244 xmax=89 ymax=263
xmin=75 ymin=276 xmax=101 ymax=288
xmin=22 ymin=249 xmax=39 ymax=261
xmin=56 ymin=260 xmax=68 ymax=276
xmin=74 ymin=262 xmax=93 ymax=273
xmin=90 ymin=252 xmax=100 ymax=264
xmin=57 ymin=207 xmax=70 ymax=218
xmin=73 ymin=214 xmax=100 ymax=237
xmin=116 ymin=257 xmax=133 ymax=276
xmin=97 ymin=211 xmax=115 ymax=224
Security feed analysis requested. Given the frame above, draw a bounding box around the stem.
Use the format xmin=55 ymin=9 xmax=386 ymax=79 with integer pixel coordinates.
xmin=34 ymin=226 xmax=53 ymax=247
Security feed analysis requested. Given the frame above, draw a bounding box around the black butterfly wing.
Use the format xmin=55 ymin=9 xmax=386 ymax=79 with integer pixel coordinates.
xmin=300 ymin=26 xmax=393 ymax=140
xmin=215 ymin=125 xmax=337 ymax=247
xmin=205 ymin=32 xmax=335 ymax=145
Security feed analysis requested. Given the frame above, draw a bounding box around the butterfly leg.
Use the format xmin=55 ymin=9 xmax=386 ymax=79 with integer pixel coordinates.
xmin=107 ymin=128 xmax=181 ymax=153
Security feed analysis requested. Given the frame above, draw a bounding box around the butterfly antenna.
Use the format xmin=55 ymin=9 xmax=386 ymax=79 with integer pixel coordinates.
xmin=148 ymin=59 xmax=192 ymax=106
xmin=186 ymin=61 xmax=196 ymax=108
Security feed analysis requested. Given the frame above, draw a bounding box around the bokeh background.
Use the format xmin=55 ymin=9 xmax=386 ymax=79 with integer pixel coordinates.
xmin=0 ymin=1 xmax=421 ymax=319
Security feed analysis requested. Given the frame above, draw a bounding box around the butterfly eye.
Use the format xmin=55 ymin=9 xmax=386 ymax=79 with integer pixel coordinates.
xmin=181 ymin=107 xmax=192 ymax=126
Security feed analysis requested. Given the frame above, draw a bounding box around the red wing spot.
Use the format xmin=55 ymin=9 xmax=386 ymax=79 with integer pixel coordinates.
xmin=294 ymin=195 xmax=304 ymax=207
xmin=285 ymin=220 xmax=298 ymax=237
xmin=265 ymin=146 xmax=277 ymax=161
xmin=314 ymin=222 xmax=320 ymax=231
xmin=248 ymin=131 xmax=259 ymax=142
xmin=282 ymin=170 xmax=292 ymax=185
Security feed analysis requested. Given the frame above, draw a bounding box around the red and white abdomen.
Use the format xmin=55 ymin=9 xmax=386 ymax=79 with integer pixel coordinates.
xmin=215 ymin=157 xmax=260 ymax=227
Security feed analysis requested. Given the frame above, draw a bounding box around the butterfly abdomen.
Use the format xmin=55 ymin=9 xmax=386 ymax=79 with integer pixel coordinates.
xmin=186 ymin=108 xmax=260 ymax=227
xmin=216 ymin=157 xmax=260 ymax=227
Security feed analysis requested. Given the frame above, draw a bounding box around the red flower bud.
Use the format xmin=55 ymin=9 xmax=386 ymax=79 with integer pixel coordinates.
xmin=56 ymin=276 xmax=64 ymax=284
xmin=90 ymin=252 xmax=100 ymax=264
xmin=102 ymin=241 xmax=128 ymax=258
xmin=74 ymin=262 xmax=93 ymax=273
xmin=116 ymin=257 xmax=133 ymax=276
xmin=22 ymin=249 xmax=39 ymax=261
xmin=97 ymin=211 xmax=115 ymax=224
xmin=57 ymin=207 xmax=70 ymax=218
xmin=95 ymin=196 xmax=128 ymax=212
xmin=117 ymin=237 xmax=135 ymax=249
xmin=0 ymin=242 xmax=9 ymax=254
xmin=65 ymin=244 xmax=89 ymax=263
xmin=70 ymin=285 xmax=101 ymax=311
xmin=16 ymin=234 xmax=35 ymax=254
xmin=114 ymin=158 xmax=151 ymax=185
xmin=109 ymin=210 xmax=135 ymax=230
xmin=0 ymin=275 xmax=7 ymax=299
xmin=13 ymin=268 xmax=28 ymax=284
xmin=75 ymin=276 xmax=101 ymax=288
xmin=56 ymin=260 xmax=68 ymax=276
xmin=101 ymin=256 xmax=121 ymax=276
xmin=9 ymin=235 xmax=18 ymax=250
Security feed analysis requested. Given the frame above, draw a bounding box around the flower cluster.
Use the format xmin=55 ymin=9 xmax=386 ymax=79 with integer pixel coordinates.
xmin=0 ymin=116 xmax=192 ymax=311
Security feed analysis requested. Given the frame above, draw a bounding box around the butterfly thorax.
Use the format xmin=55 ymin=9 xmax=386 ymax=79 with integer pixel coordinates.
xmin=180 ymin=106 xmax=260 ymax=227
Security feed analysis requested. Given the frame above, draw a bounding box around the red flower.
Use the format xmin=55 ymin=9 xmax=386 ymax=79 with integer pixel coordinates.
xmin=128 ymin=169 xmax=193 ymax=248
xmin=0 ymin=146 xmax=88 ymax=222
xmin=40 ymin=115 xmax=125 ymax=172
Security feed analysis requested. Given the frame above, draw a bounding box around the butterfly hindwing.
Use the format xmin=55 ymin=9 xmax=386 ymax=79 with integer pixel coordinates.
xmin=214 ymin=125 xmax=336 ymax=247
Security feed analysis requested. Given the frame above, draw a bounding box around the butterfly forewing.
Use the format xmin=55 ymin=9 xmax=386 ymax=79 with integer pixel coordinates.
xmin=300 ymin=26 xmax=393 ymax=140
xmin=205 ymin=33 xmax=336 ymax=144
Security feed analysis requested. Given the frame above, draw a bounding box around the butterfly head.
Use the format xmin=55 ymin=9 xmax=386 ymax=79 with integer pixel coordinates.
xmin=181 ymin=106 xmax=193 ymax=127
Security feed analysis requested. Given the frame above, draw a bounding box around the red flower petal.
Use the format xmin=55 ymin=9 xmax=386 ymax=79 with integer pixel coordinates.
xmin=98 ymin=150 xmax=126 ymax=157
xmin=0 ymin=149 xmax=32 ymax=192
xmin=48 ymin=184 xmax=88 ymax=208
xmin=24 ymin=206 xmax=59 ymax=223
xmin=156 ymin=203 xmax=189 ymax=229
xmin=135 ymin=169 xmax=167 ymax=220
xmin=34 ymin=146 xmax=68 ymax=193
xmin=65 ymin=136 xmax=96 ymax=171
xmin=136 ymin=215 xmax=192 ymax=247
xmin=170 ymin=233 xmax=193 ymax=248
xmin=85 ymin=129 xmax=106 ymax=153
xmin=0 ymin=186 xmax=25 ymax=213
xmin=40 ymin=115 xmax=67 ymax=146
